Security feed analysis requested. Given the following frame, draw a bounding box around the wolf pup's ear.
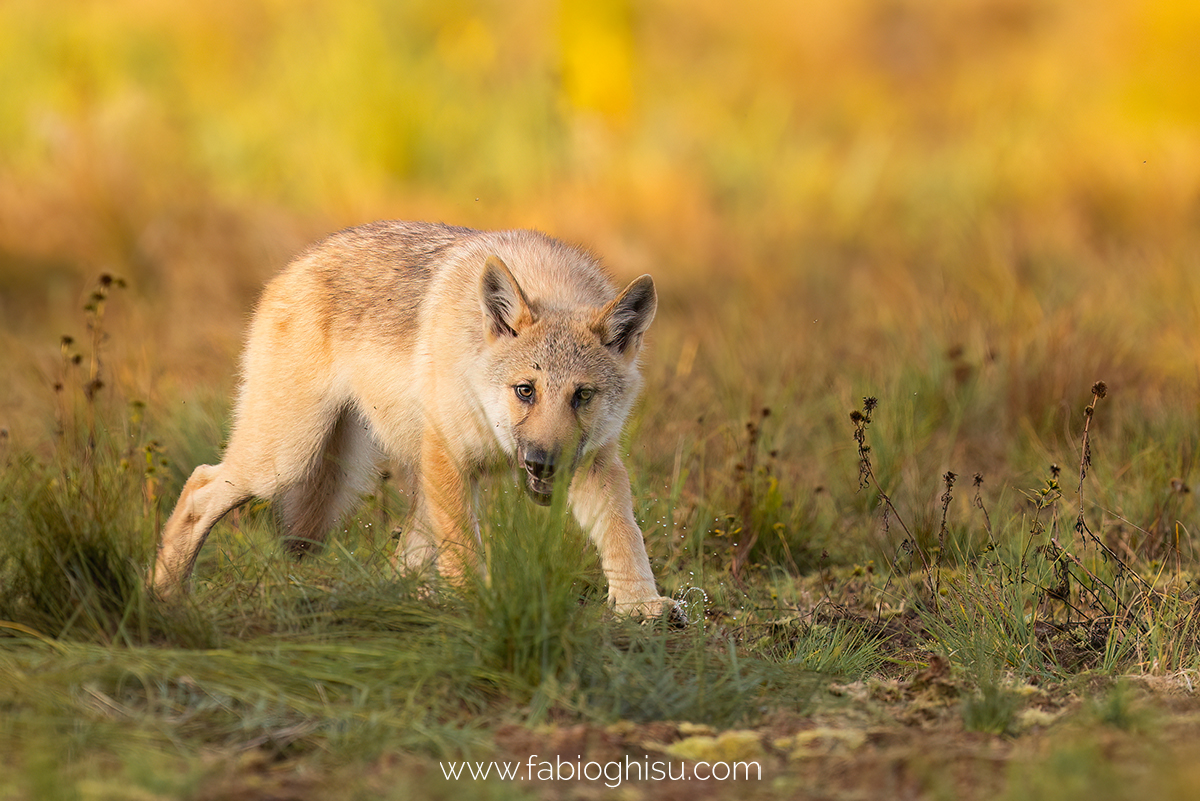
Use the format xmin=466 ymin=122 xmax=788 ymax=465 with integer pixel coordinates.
xmin=593 ymin=274 xmax=657 ymax=359
xmin=481 ymin=255 xmax=535 ymax=340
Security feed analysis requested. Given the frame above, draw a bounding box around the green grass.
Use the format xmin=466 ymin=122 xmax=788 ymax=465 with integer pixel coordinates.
xmin=5 ymin=257 xmax=1200 ymax=801
xmin=4 ymin=354 xmax=1199 ymax=799
xmin=0 ymin=374 xmax=817 ymax=797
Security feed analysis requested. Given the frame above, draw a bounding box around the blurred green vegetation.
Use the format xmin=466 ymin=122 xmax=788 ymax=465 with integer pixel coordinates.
xmin=2 ymin=0 xmax=1197 ymax=222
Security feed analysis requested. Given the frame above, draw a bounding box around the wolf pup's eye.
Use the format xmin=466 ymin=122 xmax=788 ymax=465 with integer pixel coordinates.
xmin=573 ymin=387 xmax=594 ymax=407
xmin=514 ymin=383 xmax=535 ymax=402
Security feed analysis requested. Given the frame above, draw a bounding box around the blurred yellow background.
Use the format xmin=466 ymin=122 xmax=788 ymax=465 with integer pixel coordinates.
xmin=2 ymin=0 xmax=1198 ymax=450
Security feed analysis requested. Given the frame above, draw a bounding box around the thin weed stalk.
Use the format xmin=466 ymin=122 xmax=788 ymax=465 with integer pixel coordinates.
xmin=54 ymin=334 xmax=78 ymax=448
xmin=934 ymin=470 xmax=956 ymax=601
xmin=732 ymin=406 xmax=770 ymax=582
xmin=1071 ymin=383 xmax=1154 ymax=603
xmin=972 ymin=473 xmax=994 ymax=546
xmin=81 ymin=274 xmax=125 ymax=457
xmin=852 ymin=397 xmax=920 ymax=553
xmin=851 ymin=396 xmax=935 ymax=610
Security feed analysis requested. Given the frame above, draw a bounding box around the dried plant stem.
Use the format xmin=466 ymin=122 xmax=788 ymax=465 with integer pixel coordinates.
xmin=82 ymin=275 xmax=115 ymax=456
xmin=1075 ymin=382 xmax=1104 ymax=531
xmin=1072 ymin=382 xmax=1154 ymax=601
xmin=55 ymin=335 xmax=76 ymax=448
xmin=732 ymin=407 xmax=770 ymax=582
xmin=852 ymin=400 xmax=921 ymax=559
xmin=972 ymin=473 xmax=994 ymax=548
xmin=851 ymin=397 xmax=937 ymax=609
xmin=934 ymin=471 xmax=957 ymax=602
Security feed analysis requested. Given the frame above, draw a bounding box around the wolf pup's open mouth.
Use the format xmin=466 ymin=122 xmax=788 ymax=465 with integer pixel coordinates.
xmin=523 ymin=467 xmax=555 ymax=505
xmin=519 ymin=446 xmax=558 ymax=506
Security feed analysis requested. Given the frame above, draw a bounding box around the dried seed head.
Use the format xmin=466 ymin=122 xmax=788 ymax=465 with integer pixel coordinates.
xmin=973 ymin=473 xmax=984 ymax=487
xmin=849 ymin=410 xmax=865 ymax=424
xmin=1050 ymin=463 xmax=1061 ymax=479
xmin=99 ymin=273 xmax=114 ymax=287
xmin=863 ymin=396 xmax=878 ymax=413
xmin=60 ymin=335 xmax=74 ymax=347
xmin=1092 ymin=381 xmax=1107 ymax=399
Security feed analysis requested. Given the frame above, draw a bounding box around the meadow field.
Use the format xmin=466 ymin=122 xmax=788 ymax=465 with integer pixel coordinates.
xmin=3 ymin=0 xmax=1200 ymax=798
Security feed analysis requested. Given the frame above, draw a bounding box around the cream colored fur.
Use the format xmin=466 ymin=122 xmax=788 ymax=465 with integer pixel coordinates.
xmin=152 ymin=221 xmax=679 ymax=619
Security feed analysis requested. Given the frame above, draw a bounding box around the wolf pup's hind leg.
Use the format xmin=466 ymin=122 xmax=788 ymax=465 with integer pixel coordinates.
xmin=152 ymin=462 xmax=251 ymax=595
xmin=278 ymin=406 xmax=378 ymax=557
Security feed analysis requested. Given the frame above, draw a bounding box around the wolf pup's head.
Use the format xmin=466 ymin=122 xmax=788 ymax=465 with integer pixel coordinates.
xmin=479 ymin=255 xmax=655 ymax=505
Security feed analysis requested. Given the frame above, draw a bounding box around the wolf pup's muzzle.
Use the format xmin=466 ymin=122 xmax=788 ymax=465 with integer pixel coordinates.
xmin=520 ymin=446 xmax=558 ymax=506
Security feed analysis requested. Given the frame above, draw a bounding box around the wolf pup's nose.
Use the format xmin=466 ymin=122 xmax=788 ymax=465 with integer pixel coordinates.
xmin=522 ymin=447 xmax=558 ymax=505
xmin=523 ymin=448 xmax=556 ymax=480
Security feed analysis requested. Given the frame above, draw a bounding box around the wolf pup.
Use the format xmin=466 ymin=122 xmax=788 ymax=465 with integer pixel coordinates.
xmin=152 ymin=221 xmax=679 ymax=620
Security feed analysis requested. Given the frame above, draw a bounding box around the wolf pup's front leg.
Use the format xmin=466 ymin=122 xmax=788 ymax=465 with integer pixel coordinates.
xmin=570 ymin=441 xmax=682 ymax=622
xmin=395 ymin=432 xmax=484 ymax=583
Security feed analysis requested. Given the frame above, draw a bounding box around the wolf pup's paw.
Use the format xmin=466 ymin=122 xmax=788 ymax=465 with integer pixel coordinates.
xmin=617 ymin=596 xmax=689 ymax=627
